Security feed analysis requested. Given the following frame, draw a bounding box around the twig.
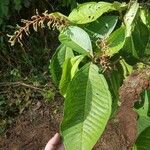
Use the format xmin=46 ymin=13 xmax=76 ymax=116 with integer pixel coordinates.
xmin=0 ymin=82 xmax=44 ymax=91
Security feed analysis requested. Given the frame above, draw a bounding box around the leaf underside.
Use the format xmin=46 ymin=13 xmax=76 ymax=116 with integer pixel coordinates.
xmin=59 ymin=26 xmax=93 ymax=55
xmin=61 ymin=63 xmax=112 ymax=150
xmin=68 ymin=2 xmax=114 ymax=24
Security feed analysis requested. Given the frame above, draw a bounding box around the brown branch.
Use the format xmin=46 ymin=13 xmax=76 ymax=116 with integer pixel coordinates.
xmin=95 ymin=67 xmax=150 ymax=150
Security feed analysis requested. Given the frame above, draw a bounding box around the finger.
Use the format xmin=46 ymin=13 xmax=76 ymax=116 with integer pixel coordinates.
xmin=58 ymin=144 xmax=65 ymax=150
xmin=44 ymin=133 xmax=60 ymax=150
xmin=49 ymin=133 xmax=60 ymax=145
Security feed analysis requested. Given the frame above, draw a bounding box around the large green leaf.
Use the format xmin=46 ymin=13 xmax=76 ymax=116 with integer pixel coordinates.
xmin=68 ymin=2 xmax=115 ymax=24
xmin=61 ymin=63 xmax=112 ymax=150
xmin=84 ymin=15 xmax=118 ymax=39
xmin=136 ymin=127 xmax=150 ymax=150
xmin=137 ymin=90 xmax=150 ymax=117
xmin=124 ymin=1 xmax=139 ymax=37
xmin=59 ymin=26 xmax=93 ymax=55
xmin=105 ymin=26 xmax=126 ymax=56
xmin=59 ymin=55 xmax=84 ymax=96
xmin=50 ymin=44 xmax=74 ymax=86
xmin=121 ymin=18 xmax=150 ymax=61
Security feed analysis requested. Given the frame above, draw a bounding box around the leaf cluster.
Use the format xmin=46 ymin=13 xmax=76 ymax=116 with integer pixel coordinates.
xmin=7 ymin=0 xmax=150 ymax=149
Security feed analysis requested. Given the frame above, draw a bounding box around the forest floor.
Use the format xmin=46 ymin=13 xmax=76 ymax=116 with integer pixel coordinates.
xmin=0 ymin=91 xmax=123 ymax=150
xmin=0 ymin=86 xmax=111 ymax=150
xmin=0 ymin=80 xmax=127 ymax=150
xmin=0 ymin=61 xmax=142 ymax=150
xmin=0 ymin=92 xmax=63 ymax=150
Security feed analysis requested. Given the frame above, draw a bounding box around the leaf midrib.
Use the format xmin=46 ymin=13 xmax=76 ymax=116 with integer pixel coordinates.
xmin=81 ymin=63 xmax=95 ymax=149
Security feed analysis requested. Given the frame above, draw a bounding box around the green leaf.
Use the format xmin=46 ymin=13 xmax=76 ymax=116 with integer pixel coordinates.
xmin=137 ymin=116 xmax=150 ymax=136
xmin=132 ymin=20 xmax=150 ymax=58
xmin=84 ymin=15 xmax=118 ymax=39
xmin=50 ymin=44 xmax=74 ymax=86
xmin=59 ymin=26 xmax=93 ymax=55
xmin=120 ymin=59 xmax=133 ymax=78
xmin=121 ymin=18 xmax=150 ymax=60
xmin=133 ymin=144 xmax=137 ymax=150
xmin=136 ymin=90 xmax=150 ymax=135
xmin=106 ymin=69 xmax=123 ymax=115
xmin=140 ymin=8 xmax=150 ymax=28
xmin=137 ymin=90 xmax=150 ymax=117
xmin=61 ymin=63 xmax=112 ymax=150
xmin=121 ymin=36 xmax=139 ymax=59
xmin=59 ymin=55 xmax=84 ymax=96
xmin=124 ymin=1 xmax=139 ymax=37
xmin=136 ymin=127 xmax=150 ymax=150
xmin=70 ymin=55 xmax=84 ymax=79
xmin=112 ymin=1 xmax=127 ymax=11
xmin=105 ymin=26 xmax=126 ymax=56
xmin=68 ymin=2 xmax=115 ymax=24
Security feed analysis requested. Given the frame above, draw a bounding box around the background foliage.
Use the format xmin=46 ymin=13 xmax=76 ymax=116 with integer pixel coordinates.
xmin=0 ymin=0 xmax=65 ymax=134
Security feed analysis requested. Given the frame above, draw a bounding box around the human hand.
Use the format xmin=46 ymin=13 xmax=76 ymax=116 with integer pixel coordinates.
xmin=44 ymin=133 xmax=64 ymax=150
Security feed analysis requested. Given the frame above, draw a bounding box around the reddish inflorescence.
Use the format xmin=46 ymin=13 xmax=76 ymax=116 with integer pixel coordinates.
xmin=7 ymin=10 xmax=69 ymax=46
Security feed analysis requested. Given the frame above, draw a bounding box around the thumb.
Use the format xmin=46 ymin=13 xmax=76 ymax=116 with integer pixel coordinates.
xmin=44 ymin=133 xmax=60 ymax=150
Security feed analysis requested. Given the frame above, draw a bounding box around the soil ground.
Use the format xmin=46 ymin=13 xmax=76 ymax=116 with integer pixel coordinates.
xmin=0 ymin=95 xmax=124 ymax=150
xmin=1 ymin=67 xmax=148 ymax=150
xmin=0 ymin=94 xmax=63 ymax=150
xmin=0 ymin=92 xmax=115 ymax=150
xmin=0 ymin=92 xmax=131 ymax=150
